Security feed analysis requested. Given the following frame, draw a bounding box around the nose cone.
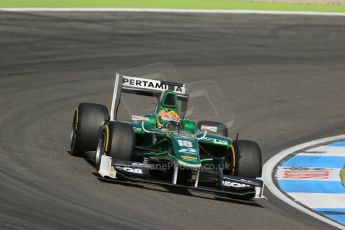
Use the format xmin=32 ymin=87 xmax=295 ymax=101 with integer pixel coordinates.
xmin=171 ymin=134 xmax=201 ymax=168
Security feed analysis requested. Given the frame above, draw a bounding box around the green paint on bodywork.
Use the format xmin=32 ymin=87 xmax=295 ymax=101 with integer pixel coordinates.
xmin=144 ymin=151 xmax=170 ymax=157
xmin=182 ymin=120 xmax=198 ymax=134
xmin=198 ymin=133 xmax=231 ymax=146
xmin=171 ymin=134 xmax=201 ymax=167
xmin=341 ymin=167 xmax=345 ymax=187
xmin=200 ymin=158 xmax=215 ymax=165
xmin=132 ymin=114 xmax=157 ymax=134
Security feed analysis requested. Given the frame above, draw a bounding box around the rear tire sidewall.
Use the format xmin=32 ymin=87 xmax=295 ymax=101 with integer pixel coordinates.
xmin=71 ymin=110 xmax=80 ymax=154
xmin=70 ymin=103 xmax=109 ymax=156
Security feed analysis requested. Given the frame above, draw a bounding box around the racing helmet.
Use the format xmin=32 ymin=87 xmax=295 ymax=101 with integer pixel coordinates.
xmin=156 ymin=91 xmax=180 ymax=127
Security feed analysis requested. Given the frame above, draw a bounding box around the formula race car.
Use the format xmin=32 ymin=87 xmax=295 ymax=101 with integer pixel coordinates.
xmin=70 ymin=63 xmax=266 ymax=200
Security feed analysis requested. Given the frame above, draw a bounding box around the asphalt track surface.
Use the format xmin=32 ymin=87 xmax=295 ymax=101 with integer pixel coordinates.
xmin=1 ymin=11 xmax=345 ymax=230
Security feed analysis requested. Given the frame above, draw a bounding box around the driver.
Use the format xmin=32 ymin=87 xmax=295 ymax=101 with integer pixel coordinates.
xmin=156 ymin=91 xmax=180 ymax=128
xmin=157 ymin=109 xmax=180 ymax=128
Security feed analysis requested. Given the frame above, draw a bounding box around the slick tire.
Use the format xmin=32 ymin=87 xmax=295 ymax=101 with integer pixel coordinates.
xmin=197 ymin=120 xmax=228 ymax=137
xmin=103 ymin=122 xmax=135 ymax=161
xmin=70 ymin=103 xmax=109 ymax=156
xmin=233 ymin=140 xmax=262 ymax=178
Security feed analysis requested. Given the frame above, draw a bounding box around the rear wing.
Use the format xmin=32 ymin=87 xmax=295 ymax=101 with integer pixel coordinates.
xmin=110 ymin=74 xmax=189 ymax=121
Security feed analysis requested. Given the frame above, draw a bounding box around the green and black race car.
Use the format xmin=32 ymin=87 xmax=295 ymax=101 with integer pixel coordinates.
xmin=70 ymin=63 xmax=266 ymax=200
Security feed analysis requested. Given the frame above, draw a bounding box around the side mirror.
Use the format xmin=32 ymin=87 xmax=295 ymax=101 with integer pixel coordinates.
xmin=200 ymin=125 xmax=218 ymax=133
xmin=131 ymin=115 xmax=149 ymax=122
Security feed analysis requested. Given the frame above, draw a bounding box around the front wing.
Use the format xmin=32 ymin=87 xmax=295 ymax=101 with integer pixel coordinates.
xmin=98 ymin=155 xmax=266 ymax=199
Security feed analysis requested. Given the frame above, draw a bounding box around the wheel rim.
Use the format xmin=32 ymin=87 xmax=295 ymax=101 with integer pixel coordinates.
xmin=95 ymin=133 xmax=106 ymax=170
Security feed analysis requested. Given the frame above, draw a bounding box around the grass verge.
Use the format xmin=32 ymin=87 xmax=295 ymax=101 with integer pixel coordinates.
xmin=1 ymin=0 xmax=345 ymax=13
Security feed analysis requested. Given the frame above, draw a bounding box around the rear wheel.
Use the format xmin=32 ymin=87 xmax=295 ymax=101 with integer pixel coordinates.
xmin=197 ymin=120 xmax=228 ymax=137
xmin=70 ymin=103 xmax=109 ymax=156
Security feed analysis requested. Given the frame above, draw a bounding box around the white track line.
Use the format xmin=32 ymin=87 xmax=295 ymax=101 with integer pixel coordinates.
xmin=0 ymin=8 xmax=345 ymax=16
xmin=288 ymin=193 xmax=345 ymax=209
xmin=263 ymin=134 xmax=345 ymax=230
xmin=301 ymin=145 xmax=345 ymax=156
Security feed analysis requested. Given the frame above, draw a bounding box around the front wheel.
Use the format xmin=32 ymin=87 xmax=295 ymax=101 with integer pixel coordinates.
xmin=95 ymin=130 xmax=107 ymax=170
xmin=233 ymin=140 xmax=262 ymax=178
xmin=95 ymin=121 xmax=135 ymax=169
